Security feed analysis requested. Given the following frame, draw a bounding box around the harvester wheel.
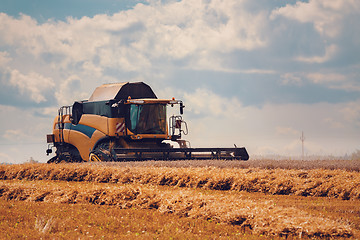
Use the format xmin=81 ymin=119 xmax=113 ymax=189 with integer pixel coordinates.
xmin=47 ymin=143 xmax=83 ymax=163
xmin=90 ymin=142 xmax=114 ymax=162
xmin=58 ymin=153 xmax=70 ymax=163
xmin=89 ymin=153 xmax=101 ymax=162
xmin=47 ymin=156 xmax=57 ymax=163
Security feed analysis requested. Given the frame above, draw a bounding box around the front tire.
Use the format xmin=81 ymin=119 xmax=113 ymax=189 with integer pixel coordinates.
xmin=47 ymin=143 xmax=83 ymax=163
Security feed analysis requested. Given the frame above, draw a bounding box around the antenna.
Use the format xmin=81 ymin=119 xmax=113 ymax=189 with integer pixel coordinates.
xmin=300 ymin=131 xmax=305 ymax=160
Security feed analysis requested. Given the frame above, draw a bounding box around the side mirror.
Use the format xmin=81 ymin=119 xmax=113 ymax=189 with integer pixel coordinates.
xmin=71 ymin=101 xmax=83 ymax=125
xmin=180 ymin=102 xmax=184 ymax=115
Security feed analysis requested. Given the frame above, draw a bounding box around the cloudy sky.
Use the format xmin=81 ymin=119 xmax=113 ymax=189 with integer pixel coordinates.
xmin=0 ymin=0 xmax=359 ymax=163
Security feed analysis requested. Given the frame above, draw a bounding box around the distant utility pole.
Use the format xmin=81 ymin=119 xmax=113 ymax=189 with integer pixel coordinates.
xmin=300 ymin=131 xmax=305 ymax=160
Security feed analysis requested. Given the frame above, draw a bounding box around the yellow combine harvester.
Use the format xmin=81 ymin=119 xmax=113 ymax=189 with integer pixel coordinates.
xmin=46 ymin=82 xmax=249 ymax=163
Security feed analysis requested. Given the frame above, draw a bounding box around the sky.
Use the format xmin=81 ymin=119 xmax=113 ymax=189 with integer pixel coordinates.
xmin=0 ymin=0 xmax=359 ymax=163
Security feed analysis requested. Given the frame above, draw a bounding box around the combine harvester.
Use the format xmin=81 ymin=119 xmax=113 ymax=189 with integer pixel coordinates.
xmin=46 ymin=82 xmax=249 ymax=163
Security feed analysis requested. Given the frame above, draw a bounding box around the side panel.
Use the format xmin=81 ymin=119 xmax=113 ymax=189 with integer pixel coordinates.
xmin=66 ymin=115 xmax=123 ymax=161
xmin=107 ymin=118 xmax=126 ymax=136
xmin=52 ymin=114 xmax=110 ymax=161
xmin=68 ymin=129 xmax=106 ymax=161
xmin=89 ymin=130 xmax=107 ymax=152
xmin=67 ymin=114 xmax=108 ymax=161
xmin=78 ymin=114 xmax=109 ymax=134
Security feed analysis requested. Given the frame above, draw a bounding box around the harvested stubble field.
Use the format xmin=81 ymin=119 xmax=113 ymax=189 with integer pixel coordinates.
xmin=0 ymin=159 xmax=359 ymax=239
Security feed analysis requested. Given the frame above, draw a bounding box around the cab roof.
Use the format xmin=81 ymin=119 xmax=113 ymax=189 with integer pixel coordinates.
xmin=88 ymin=82 xmax=157 ymax=102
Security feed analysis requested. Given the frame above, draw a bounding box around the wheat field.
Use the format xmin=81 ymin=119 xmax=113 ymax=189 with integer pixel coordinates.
xmin=0 ymin=161 xmax=359 ymax=239
xmin=1 ymin=162 xmax=359 ymax=200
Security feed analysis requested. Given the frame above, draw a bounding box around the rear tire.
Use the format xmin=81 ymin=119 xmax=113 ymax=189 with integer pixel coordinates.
xmin=47 ymin=143 xmax=83 ymax=163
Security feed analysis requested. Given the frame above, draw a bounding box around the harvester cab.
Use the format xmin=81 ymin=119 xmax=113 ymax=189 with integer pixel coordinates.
xmin=46 ymin=82 xmax=249 ymax=163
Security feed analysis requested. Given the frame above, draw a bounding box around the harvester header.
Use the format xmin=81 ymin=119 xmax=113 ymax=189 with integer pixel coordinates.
xmin=46 ymin=82 xmax=249 ymax=163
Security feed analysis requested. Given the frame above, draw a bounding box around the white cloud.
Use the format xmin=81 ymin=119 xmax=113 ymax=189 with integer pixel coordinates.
xmin=0 ymin=0 xmax=269 ymax=74
xmin=276 ymin=127 xmax=300 ymax=136
xmin=177 ymin=87 xmax=359 ymax=156
xmin=280 ymin=71 xmax=360 ymax=92
xmin=0 ymin=104 xmax=50 ymax=145
xmin=55 ymin=75 xmax=89 ymax=106
xmin=240 ymin=69 xmax=276 ymax=75
xmin=0 ymin=51 xmax=11 ymax=67
xmin=9 ymin=69 xmax=55 ymax=103
xmin=332 ymin=82 xmax=360 ymax=92
xmin=341 ymin=100 xmax=360 ymax=127
xmin=0 ymin=152 xmax=13 ymax=164
xmin=271 ymin=0 xmax=359 ymax=38
xmin=183 ymin=88 xmax=227 ymax=116
xmin=183 ymin=88 xmax=246 ymax=120
xmin=306 ymin=72 xmax=360 ymax=92
xmin=281 ymin=73 xmax=303 ymax=86
xmin=0 ymin=13 xmax=39 ymax=53
xmin=270 ymin=0 xmax=360 ymax=70
xmin=0 ymin=104 xmax=51 ymax=163
xmin=307 ymin=72 xmax=346 ymax=84
xmin=37 ymin=107 xmax=59 ymax=118
xmin=295 ymin=44 xmax=338 ymax=63
xmin=142 ymin=0 xmax=267 ymax=54
xmin=323 ymin=118 xmax=344 ymax=129
xmin=3 ymin=129 xmax=28 ymax=141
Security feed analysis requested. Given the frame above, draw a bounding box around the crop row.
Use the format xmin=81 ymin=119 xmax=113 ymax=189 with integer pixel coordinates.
xmin=0 ymin=163 xmax=359 ymax=200
xmin=0 ymin=180 xmax=353 ymax=238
